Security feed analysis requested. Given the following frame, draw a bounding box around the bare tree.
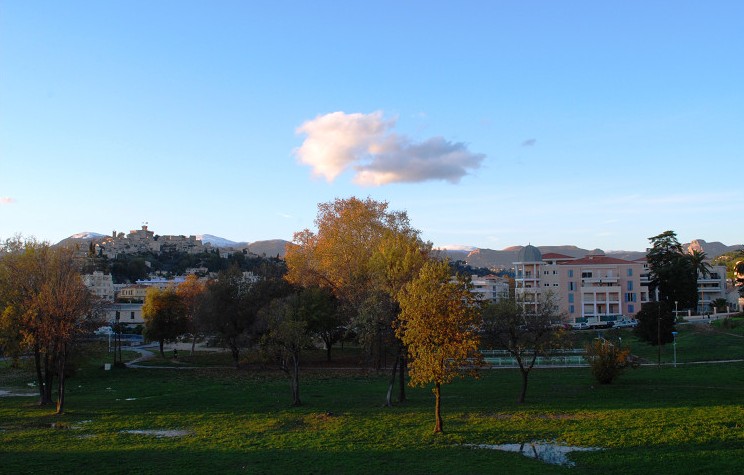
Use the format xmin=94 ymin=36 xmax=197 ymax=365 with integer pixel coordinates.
xmin=482 ymin=293 xmax=566 ymax=404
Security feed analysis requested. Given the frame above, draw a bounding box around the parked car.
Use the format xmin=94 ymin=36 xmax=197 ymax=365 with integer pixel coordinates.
xmin=571 ymin=322 xmax=590 ymax=330
xmin=614 ymin=319 xmax=638 ymax=328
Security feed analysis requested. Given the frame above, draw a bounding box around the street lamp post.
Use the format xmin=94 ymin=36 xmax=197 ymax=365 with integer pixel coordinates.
xmin=114 ymin=311 xmax=121 ymax=366
xmin=675 ymin=301 xmax=679 ymax=322
xmin=672 ymin=331 xmax=678 ymax=368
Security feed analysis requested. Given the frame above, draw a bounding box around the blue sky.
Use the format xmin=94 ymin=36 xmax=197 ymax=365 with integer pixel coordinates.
xmin=1 ymin=1 xmax=742 ymax=252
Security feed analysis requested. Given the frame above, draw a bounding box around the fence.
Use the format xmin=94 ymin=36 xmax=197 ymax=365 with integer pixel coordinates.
xmin=481 ymin=349 xmax=587 ymax=367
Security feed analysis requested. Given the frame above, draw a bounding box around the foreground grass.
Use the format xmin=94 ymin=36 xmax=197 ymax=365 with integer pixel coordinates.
xmin=1 ymin=347 xmax=743 ymax=474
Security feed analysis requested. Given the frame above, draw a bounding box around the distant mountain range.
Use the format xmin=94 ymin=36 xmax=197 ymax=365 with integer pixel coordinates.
xmin=60 ymin=233 xmax=742 ymax=268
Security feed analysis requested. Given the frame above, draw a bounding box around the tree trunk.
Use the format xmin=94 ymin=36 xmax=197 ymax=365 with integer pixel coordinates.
xmin=325 ymin=340 xmax=332 ymax=362
xmin=290 ymin=352 xmax=301 ymax=406
xmin=385 ymin=354 xmax=400 ymax=407
xmin=43 ymin=353 xmax=54 ymax=405
xmin=191 ymin=333 xmax=197 ymax=356
xmin=117 ymin=332 xmax=122 ymax=364
xmin=33 ymin=345 xmax=47 ymax=405
xmin=433 ymin=383 xmax=443 ymax=433
xmin=518 ymin=369 xmax=529 ymax=404
xmin=55 ymin=350 xmax=66 ymax=415
xmin=398 ymin=351 xmax=407 ymax=403
xmin=230 ymin=344 xmax=240 ymax=368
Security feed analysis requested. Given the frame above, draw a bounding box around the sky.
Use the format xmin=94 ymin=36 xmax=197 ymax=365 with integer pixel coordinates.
xmin=1 ymin=1 xmax=742 ymax=252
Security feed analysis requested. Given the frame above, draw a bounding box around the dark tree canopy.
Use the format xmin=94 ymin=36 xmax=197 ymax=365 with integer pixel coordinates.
xmin=646 ymin=231 xmax=697 ymax=310
xmin=634 ymin=301 xmax=676 ymax=346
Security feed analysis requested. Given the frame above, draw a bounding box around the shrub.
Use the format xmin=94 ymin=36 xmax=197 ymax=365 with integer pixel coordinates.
xmin=586 ymin=339 xmax=635 ymax=384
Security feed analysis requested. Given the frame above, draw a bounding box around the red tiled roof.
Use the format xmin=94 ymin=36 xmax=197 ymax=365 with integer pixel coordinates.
xmin=559 ymin=255 xmax=634 ymax=265
xmin=542 ymin=253 xmax=575 ymax=259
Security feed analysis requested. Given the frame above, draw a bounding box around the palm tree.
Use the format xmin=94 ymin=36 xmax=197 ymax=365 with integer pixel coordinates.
xmin=688 ymin=249 xmax=712 ymax=279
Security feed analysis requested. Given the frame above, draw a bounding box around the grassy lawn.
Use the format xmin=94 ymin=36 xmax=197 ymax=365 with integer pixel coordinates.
xmin=567 ymin=322 xmax=744 ymax=364
xmin=1 ymin=344 xmax=743 ymax=474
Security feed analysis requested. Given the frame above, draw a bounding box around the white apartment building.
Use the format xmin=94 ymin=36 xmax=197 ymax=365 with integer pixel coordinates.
xmin=82 ymin=271 xmax=115 ymax=302
xmin=696 ymin=266 xmax=728 ymax=314
xmin=470 ymin=274 xmax=510 ymax=303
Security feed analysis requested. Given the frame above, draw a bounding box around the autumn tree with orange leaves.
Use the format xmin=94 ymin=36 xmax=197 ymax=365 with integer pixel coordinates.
xmin=285 ymin=197 xmax=431 ymax=404
xmin=176 ymin=274 xmax=206 ymax=355
xmin=396 ymin=259 xmax=484 ymax=433
xmin=0 ymin=239 xmax=100 ymax=414
xmin=285 ymin=198 xmax=419 ymax=355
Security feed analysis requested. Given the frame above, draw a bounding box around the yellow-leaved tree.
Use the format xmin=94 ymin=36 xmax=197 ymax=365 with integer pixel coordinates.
xmin=396 ymin=259 xmax=483 ymax=433
xmin=285 ymin=196 xmax=429 ymax=403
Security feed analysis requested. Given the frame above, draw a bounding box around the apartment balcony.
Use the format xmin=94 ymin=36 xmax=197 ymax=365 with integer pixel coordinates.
xmin=580 ymin=285 xmax=621 ymax=296
xmin=581 ymin=277 xmax=618 ymax=286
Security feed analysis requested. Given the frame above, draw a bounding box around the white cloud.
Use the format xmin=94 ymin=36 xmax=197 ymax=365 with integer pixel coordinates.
xmin=1 ymin=197 xmax=16 ymax=205
xmin=294 ymin=111 xmax=484 ymax=186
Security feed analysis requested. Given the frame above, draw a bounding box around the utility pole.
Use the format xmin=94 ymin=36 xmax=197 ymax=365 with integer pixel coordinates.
xmin=656 ymin=288 xmax=661 ymax=368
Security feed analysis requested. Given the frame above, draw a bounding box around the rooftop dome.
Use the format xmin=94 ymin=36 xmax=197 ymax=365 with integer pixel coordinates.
xmin=517 ymin=244 xmax=542 ymax=262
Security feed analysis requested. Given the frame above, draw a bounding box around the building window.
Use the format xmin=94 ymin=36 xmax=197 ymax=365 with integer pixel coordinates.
xmin=628 ymin=304 xmax=634 ymax=313
xmin=130 ymin=312 xmax=135 ymax=320
xmin=627 ymin=268 xmax=633 ymax=277
xmin=582 ymin=271 xmax=592 ymax=278
xmin=569 ymin=305 xmax=575 ymax=314
xmin=627 ymin=281 xmax=634 ymax=291
xmin=624 ymin=293 xmax=637 ymax=302
xmin=568 ymin=270 xmax=574 ymax=277
xmin=569 ymin=282 xmax=576 ymax=291
xmin=568 ymin=293 xmax=574 ymax=303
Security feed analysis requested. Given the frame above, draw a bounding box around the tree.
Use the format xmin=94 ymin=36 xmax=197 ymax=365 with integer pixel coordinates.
xmin=688 ymin=249 xmax=712 ymax=279
xmin=481 ymin=293 xmax=565 ymax=404
xmin=0 ymin=239 xmax=99 ymax=413
xmin=176 ymin=274 xmax=206 ymax=355
xmin=586 ymin=338 xmax=634 ymax=384
xmin=647 ymin=231 xmax=697 ymax=310
xmin=259 ymin=292 xmax=312 ymax=406
xmin=710 ymin=298 xmax=728 ymax=313
xmin=285 ymin=197 xmax=430 ymax=405
xmin=142 ymin=286 xmax=188 ymax=357
xmin=301 ymin=286 xmax=343 ymax=362
xmin=369 ymin=229 xmax=432 ymax=405
xmin=634 ymin=301 xmax=676 ymax=367
xmin=197 ymin=265 xmax=289 ymax=367
xmin=734 ymin=260 xmax=744 ymax=296
xmin=285 ymin=197 xmax=418 ymax=357
xmin=396 ymin=260 xmax=483 ymax=433
xmin=197 ymin=267 xmax=256 ymax=367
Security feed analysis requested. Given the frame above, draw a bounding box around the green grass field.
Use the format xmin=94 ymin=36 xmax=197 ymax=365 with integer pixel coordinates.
xmin=1 ymin=334 xmax=743 ymax=474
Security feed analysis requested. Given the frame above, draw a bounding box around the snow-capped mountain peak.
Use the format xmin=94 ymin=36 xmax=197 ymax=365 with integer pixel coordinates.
xmin=69 ymin=232 xmax=105 ymax=240
xmin=196 ymin=234 xmax=240 ymax=248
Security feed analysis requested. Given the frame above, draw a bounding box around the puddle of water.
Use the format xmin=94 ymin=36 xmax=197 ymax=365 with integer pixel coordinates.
xmin=466 ymin=441 xmax=601 ymax=467
xmin=45 ymin=422 xmax=71 ymax=429
xmin=0 ymin=390 xmax=37 ymax=397
xmin=121 ymin=429 xmax=190 ymax=438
